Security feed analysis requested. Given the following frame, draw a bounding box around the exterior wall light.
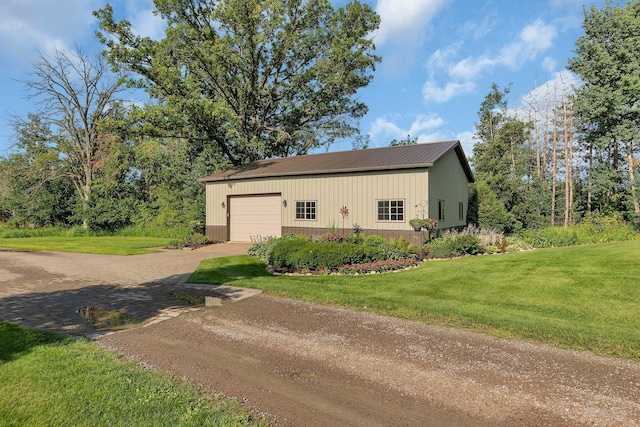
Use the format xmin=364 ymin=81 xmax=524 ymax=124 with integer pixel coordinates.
xmin=221 ymin=201 xmax=225 ymax=208
xmin=282 ymin=199 xmax=287 ymax=207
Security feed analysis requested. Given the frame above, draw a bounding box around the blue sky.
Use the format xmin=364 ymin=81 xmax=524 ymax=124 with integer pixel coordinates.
xmin=0 ymin=0 xmax=607 ymax=158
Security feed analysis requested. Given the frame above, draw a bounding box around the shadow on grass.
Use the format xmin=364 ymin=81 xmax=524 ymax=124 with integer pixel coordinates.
xmin=0 ymin=320 xmax=68 ymax=363
xmin=188 ymin=255 xmax=270 ymax=285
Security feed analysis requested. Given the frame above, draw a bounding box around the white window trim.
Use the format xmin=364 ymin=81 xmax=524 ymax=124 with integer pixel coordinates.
xmin=295 ymin=200 xmax=317 ymax=221
xmin=376 ymin=199 xmax=405 ymax=222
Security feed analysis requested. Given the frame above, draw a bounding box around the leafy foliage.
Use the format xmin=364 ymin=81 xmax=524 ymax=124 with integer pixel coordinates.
xmin=254 ymin=233 xmax=418 ymax=273
xmin=95 ymin=0 xmax=381 ymax=165
xmin=519 ymin=213 xmax=638 ymax=248
xmin=568 ymin=0 xmax=640 ymax=216
xmin=427 ymin=234 xmax=482 ymax=258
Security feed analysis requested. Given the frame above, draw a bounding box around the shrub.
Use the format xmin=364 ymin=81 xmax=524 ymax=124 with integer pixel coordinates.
xmin=363 ymin=234 xmax=386 ymax=247
xmin=250 ymin=233 xmax=301 ymax=264
xmin=188 ymin=233 xmax=210 ymax=245
xmin=167 ymin=239 xmax=185 ymax=249
xmin=0 ymin=226 xmax=67 ymax=238
xmin=248 ymin=235 xmax=280 ymax=263
xmin=268 ymin=236 xmax=311 ymax=268
xmin=344 ymin=233 xmax=364 ymax=244
xmin=427 ymin=234 xmax=482 ymax=258
xmin=270 ymin=240 xmax=384 ymax=271
xmin=504 ymin=237 xmax=534 ymax=252
xmin=379 ymin=237 xmax=418 ymax=260
xmin=483 ymin=245 xmax=500 ymax=254
xmin=518 ymin=227 xmax=579 ymax=248
xmin=518 ymin=214 xmax=638 ymax=248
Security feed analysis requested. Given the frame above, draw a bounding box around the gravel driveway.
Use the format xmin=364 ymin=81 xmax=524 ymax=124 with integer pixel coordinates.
xmin=1 ymin=246 xmax=639 ymax=426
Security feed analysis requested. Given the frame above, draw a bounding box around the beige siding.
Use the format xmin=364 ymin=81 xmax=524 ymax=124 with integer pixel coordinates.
xmin=428 ymin=150 xmax=470 ymax=228
xmin=205 ymin=169 xmax=430 ymax=239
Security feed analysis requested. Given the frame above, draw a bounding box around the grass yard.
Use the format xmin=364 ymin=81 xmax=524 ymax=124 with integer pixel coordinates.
xmin=0 ymin=321 xmax=269 ymax=427
xmin=0 ymin=236 xmax=171 ymax=255
xmin=190 ymin=240 xmax=640 ymax=360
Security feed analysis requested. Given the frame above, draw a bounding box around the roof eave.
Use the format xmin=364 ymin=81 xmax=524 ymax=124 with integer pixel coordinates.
xmin=199 ymin=162 xmax=436 ymax=183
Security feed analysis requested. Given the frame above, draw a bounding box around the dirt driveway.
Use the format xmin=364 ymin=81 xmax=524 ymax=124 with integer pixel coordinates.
xmin=2 ymin=246 xmax=640 ymax=426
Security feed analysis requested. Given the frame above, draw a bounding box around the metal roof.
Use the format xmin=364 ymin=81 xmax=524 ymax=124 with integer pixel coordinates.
xmin=199 ymin=140 xmax=474 ymax=183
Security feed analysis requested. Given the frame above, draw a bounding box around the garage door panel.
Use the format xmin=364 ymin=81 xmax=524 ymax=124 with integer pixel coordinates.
xmin=229 ymin=195 xmax=282 ymax=242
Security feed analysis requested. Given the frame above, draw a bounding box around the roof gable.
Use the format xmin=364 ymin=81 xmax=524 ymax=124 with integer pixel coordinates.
xmin=200 ymin=140 xmax=474 ymax=183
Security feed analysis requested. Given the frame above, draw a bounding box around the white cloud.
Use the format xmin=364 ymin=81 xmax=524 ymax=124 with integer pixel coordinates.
xmin=498 ymin=19 xmax=557 ymax=69
xmin=130 ymin=8 xmax=165 ymax=40
xmin=542 ymin=56 xmax=558 ymax=73
xmin=449 ymin=56 xmax=495 ymax=81
xmin=374 ymin=0 xmax=447 ymax=47
xmin=369 ymin=113 xmax=446 ymax=146
xmin=0 ymin=0 xmax=99 ymax=62
xmin=422 ymin=80 xmax=475 ymax=103
xmin=421 ymin=17 xmax=559 ymax=104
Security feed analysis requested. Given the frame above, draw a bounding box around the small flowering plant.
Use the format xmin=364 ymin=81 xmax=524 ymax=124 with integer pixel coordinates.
xmin=322 ymin=233 xmax=344 ymax=243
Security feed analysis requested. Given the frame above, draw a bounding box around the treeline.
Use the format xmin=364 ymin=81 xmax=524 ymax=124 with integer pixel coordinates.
xmin=0 ymin=0 xmax=380 ymax=232
xmin=1 ymin=1 xmax=639 ymax=235
xmin=469 ymin=1 xmax=640 ymax=233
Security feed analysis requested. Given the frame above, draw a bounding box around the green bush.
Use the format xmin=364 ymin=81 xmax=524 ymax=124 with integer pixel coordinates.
xmin=344 ymin=233 xmax=364 ymax=244
xmin=519 ymin=227 xmax=579 ymax=248
xmin=518 ymin=214 xmax=638 ymax=248
xmin=427 ymin=234 xmax=482 ymax=258
xmin=167 ymin=239 xmax=186 ymax=249
xmin=189 ymin=233 xmax=210 ymax=245
xmin=0 ymin=226 xmax=66 ymax=238
xmin=379 ymin=237 xmax=418 ymax=260
xmin=269 ymin=240 xmax=384 ymax=271
xmin=249 ymin=234 xmax=300 ymax=264
xmin=269 ymin=237 xmax=311 ymax=268
xmin=363 ymin=234 xmax=386 ymax=247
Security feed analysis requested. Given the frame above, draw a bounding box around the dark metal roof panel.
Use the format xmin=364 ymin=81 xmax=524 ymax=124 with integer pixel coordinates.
xmin=200 ymin=140 xmax=474 ymax=182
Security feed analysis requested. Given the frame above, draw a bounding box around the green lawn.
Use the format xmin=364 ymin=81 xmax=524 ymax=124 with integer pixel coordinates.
xmin=0 ymin=236 xmax=171 ymax=255
xmin=190 ymin=240 xmax=640 ymax=360
xmin=0 ymin=321 xmax=269 ymax=426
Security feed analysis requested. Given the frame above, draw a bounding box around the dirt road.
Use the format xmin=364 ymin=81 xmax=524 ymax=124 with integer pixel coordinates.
xmin=2 ymin=247 xmax=639 ymax=426
xmin=98 ymin=295 xmax=640 ymax=426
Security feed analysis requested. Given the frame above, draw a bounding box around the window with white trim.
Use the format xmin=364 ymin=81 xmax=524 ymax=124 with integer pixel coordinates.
xmin=377 ymin=200 xmax=404 ymax=221
xmin=295 ymin=201 xmax=316 ymax=220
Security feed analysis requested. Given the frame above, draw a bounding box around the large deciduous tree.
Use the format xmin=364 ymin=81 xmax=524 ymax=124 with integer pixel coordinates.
xmin=94 ymin=0 xmax=381 ymax=165
xmin=568 ymin=0 xmax=640 ymax=217
xmin=15 ymin=48 xmax=125 ymax=227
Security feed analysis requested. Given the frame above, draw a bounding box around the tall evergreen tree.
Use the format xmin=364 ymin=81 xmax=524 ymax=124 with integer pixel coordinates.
xmin=472 ymin=84 xmax=535 ymax=231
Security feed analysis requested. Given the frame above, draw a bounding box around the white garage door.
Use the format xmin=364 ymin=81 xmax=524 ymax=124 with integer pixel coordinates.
xmin=229 ymin=195 xmax=282 ymax=242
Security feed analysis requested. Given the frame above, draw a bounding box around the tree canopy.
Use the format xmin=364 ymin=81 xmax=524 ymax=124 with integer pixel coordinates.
xmin=568 ymin=0 xmax=640 ymax=215
xmin=95 ymin=0 xmax=381 ymax=166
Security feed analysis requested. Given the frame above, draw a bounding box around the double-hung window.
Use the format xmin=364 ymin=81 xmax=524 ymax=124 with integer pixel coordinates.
xmin=295 ymin=201 xmax=316 ymax=220
xmin=377 ymin=200 xmax=404 ymax=221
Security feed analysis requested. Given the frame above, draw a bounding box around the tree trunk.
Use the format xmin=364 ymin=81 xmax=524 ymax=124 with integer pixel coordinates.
xmin=628 ymin=149 xmax=640 ymax=214
xmin=550 ymin=105 xmax=558 ymax=226
xmin=563 ymin=96 xmax=572 ymax=227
